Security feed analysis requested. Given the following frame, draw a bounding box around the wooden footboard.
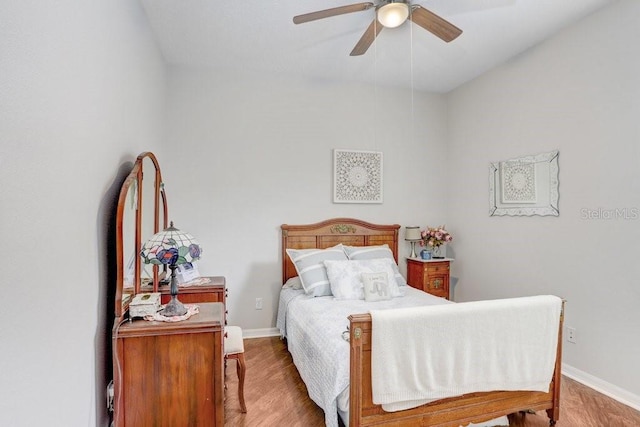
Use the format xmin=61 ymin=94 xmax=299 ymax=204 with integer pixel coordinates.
xmin=348 ymin=303 xmax=564 ymax=427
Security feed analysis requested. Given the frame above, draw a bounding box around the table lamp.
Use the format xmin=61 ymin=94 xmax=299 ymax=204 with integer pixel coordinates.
xmin=405 ymin=226 xmax=421 ymax=258
xmin=140 ymin=221 xmax=202 ymax=317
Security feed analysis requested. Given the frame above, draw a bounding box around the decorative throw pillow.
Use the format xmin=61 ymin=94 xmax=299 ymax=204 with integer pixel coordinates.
xmin=282 ymin=276 xmax=303 ymax=290
xmin=324 ymin=259 xmax=367 ymax=300
xmin=342 ymin=244 xmax=408 ymax=287
xmin=285 ymin=245 xmax=348 ymax=297
xmin=324 ymin=259 xmax=403 ymax=300
xmin=362 ymin=272 xmax=393 ymax=302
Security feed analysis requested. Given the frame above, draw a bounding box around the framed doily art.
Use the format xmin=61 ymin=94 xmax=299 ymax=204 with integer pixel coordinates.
xmin=500 ymin=161 xmax=537 ymax=204
xmin=489 ymin=150 xmax=559 ymax=217
xmin=333 ymin=149 xmax=383 ymax=204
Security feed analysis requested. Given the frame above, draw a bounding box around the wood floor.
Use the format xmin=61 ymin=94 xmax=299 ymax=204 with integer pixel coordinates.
xmin=224 ymin=337 xmax=640 ymax=427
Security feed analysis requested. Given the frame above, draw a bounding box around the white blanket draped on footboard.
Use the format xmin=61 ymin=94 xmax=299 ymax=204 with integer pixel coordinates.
xmin=370 ymin=295 xmax=563 ymax=412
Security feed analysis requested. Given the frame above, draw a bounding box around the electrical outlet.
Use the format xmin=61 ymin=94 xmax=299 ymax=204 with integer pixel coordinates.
xmin=255 ymin=298 xmax=263 ymax=310
xmin=567 ymin=326 xmax=576 ymax=344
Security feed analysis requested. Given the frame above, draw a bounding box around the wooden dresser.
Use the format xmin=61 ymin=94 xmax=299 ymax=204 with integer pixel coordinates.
xmin=113 ymin=302 xmax=225 ymax=427
xmin=406 ymin=258 xmax=453 ymax=300
xmin=112 ymin=155 xmax=228 ymax=426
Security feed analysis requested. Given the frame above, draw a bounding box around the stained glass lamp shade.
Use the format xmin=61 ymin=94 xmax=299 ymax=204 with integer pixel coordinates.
xmin=140 ymin=221 xmax=202 ymax=317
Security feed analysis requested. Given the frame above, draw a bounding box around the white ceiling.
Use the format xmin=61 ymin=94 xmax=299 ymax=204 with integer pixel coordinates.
xmin=140 ymin=0 xmax=615 ymax=93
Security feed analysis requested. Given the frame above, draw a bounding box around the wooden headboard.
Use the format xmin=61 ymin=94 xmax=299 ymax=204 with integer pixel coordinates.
xmin=281 ymin=218 xmax=400 ymax=284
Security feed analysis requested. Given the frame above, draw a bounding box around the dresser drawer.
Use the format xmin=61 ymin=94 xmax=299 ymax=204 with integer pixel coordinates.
xmin=425 ymin=275 xmax=447 ymax=294
xmin=425 ymin=262 xmax=450 ymax=274
xmin=159 ymin=277 xmax=226 ymax=305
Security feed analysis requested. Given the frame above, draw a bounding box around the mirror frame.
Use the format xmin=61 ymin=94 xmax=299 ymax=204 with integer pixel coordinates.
xmin=489 ymin=150 xmax=559 ymax=217
xmin=114 ymin=152 xmax=168 ymax=319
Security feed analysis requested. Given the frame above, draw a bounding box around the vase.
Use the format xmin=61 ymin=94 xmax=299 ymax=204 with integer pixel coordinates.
xmin=420 ymin=249 xmax=432 ymax=260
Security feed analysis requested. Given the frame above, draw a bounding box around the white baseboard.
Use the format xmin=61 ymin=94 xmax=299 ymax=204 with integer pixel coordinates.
xmin=242 ymin=327 xmax=281 ymax=339
xmin=562 ymin=363 xmax=640 ymax=411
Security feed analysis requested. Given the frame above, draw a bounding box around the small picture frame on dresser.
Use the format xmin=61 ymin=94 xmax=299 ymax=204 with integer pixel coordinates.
xmin=177 ymin=262 xmax=200 ymax=284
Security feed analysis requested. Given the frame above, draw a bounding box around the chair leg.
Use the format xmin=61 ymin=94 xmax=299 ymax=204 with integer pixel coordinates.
xmin=236 ymin=353 xmax=247 ymax=413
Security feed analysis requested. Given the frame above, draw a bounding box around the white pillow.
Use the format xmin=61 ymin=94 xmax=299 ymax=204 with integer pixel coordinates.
xmin=343 ymin=244 xmax=408 ymax=287
xmin=324 ymin=259 xmax=403 ymax=300
xmin=282 ymin=276 xmax=302 ymax=290
xmin=286 ymin=245 xmax=347 ymax=297
xmin=362 ymin=272 xmax=393 ymax=302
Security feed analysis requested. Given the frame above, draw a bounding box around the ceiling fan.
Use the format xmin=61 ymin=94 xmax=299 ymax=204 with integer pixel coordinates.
xmin=293 ymin=0 xmax=462 ymax=56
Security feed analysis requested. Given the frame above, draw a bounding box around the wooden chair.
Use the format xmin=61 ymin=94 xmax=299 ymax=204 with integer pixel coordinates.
xmin=224 ymin=325 xmax=246 ymax=413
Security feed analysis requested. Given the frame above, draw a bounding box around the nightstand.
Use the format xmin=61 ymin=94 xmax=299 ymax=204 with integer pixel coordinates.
xmin=406 ymin=258 xmax=453 ymax=300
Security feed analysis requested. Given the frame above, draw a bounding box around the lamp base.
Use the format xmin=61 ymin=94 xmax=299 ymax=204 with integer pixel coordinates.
xmin=160 ymin=295 xmax=187 ymax=317
xmin=410 ymin=241 xmax=418 ymax=258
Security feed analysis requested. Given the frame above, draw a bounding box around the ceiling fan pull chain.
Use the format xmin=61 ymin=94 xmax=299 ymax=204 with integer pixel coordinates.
xmin=410 ymin=4 xmax=415 ymax=145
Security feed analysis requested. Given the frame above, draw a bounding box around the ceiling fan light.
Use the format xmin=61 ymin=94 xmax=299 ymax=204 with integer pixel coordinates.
xmin=377 ymin=2 xmax=409 ymax=29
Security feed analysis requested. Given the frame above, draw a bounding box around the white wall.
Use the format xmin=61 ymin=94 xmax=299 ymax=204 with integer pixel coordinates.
xmin=162 ymin=66 xmax=450 ymax=330
xmin=447 ymin=0 xmax=640 ymax=400
xmin=0 ymin=1 xmax=165 ymax=426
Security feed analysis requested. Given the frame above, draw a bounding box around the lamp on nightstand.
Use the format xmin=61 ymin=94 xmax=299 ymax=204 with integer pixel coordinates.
xmin=140 ymin=221 xmax=202 ymax=317
xmin=405 ymin=226 xmax=421 ymax=258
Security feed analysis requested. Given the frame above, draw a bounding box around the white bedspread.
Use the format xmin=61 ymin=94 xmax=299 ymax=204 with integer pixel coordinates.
xmin=276 ymin=286 xmax=449 ymax=427
xmin=370 ymin=295 xmax=562 ymax=412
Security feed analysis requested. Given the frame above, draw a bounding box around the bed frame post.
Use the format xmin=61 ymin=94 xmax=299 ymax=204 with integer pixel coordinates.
xmin=547 ymin=300 xmax=565 ymax=425
xmin=348 ymin=315 xmax=366 ymax=427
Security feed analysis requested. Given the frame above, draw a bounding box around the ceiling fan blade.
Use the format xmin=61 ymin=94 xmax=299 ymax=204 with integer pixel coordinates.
xmin=350 ymin=19 xmax=383 ymax=56
xmin=409 ymin=5 xmax=462 ymax=42
xmin=293 ymin=2 xmax=375 ymax=24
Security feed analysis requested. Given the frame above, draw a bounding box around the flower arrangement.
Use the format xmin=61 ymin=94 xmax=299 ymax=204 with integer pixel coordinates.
xmin=420 ymin=225 xmax=453 ymax=249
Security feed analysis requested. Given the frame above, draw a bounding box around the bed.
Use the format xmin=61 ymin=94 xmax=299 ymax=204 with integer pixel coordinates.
xmin=278 ymin=218 xmax=564 ymax=427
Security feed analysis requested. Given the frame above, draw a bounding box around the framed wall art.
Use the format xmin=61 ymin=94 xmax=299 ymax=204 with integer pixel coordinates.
xmin=500 ymin=161 xmax=537 ymax=204
xmin=489 ymin=150 xmax=559 ymax=217
xmin=333 ymin=149 xmax=383 ymax=204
